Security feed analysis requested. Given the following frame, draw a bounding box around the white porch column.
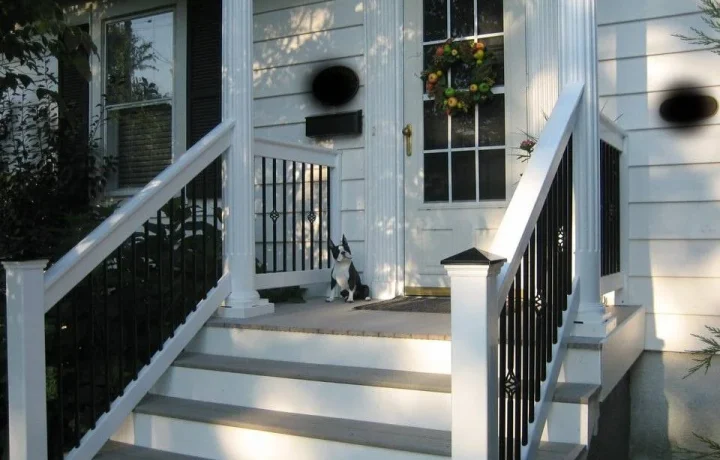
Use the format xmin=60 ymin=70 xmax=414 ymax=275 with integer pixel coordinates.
xmin=364 ymin=0 xmax=403 ymax=300
xmin=3 ymin=260 xmax=48 ymax=460
xmin=442 ymin=249 xmax=504 ymax=460
xmin=220 ymin=0 xmax=273 ymax=318
xmin=526 ymin=0 xmax=559 ymax=135
xmin=559 ymin=0 xmax=609 ymax=332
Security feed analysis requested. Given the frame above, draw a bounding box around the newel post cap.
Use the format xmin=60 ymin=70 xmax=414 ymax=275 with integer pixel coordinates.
xmin=441 ymin=248 xmax=505 ymax=266
xmin=2 ymin=260 xmax=49 ymax=271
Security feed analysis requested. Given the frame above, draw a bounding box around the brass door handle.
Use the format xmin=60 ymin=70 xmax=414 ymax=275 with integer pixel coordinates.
xmin=402 ymin=124 xmax=412 ymax=156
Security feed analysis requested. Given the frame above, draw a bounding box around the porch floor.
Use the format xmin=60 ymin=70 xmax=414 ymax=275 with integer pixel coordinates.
xmin=209 ymin=297 xmax=451 ymax=340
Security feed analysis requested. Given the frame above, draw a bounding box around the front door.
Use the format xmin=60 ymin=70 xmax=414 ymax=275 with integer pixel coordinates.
xmin=403 ymin=0 xmax=525 ymax=294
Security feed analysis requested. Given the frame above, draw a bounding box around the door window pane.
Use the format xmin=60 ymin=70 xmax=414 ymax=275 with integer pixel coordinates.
xmin=452 ymin=150 xmax=476 ymax=201
xmin=477 ymin=0 xmax=503 ymax=35
xmin=484 ymin=35 xmax=505 ymax=85
xmin=451 ymin=0 xmax=474 ymax=38
xmin=478 ymin=149 xmax=505 ymax=199
xmin=424 ymin=100 xmax=448 ymax=150
xmin=424 ymin=152 xmax=449 ymax=202
xmin=478 ymin=95 xmax=505 ymax=146
xmin=424 ymin=0 xmax=448 ymax=41
xmin=451 ymin=108 xmax=475 ymax=148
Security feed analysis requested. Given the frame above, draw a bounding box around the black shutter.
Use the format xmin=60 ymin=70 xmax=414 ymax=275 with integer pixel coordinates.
xmin=187 ymin=0 xmax=222 ymax=198
xmin=58 ymin=23 xmax=90 ymax=207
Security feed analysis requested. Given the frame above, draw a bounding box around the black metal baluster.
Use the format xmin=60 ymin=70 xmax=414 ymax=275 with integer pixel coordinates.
xmin=499 ymin=303 xmax=507 ymax=459
xmin=310 ymin=164 xmax=315 ymax=270
xmin=553 ymin=164 xmax=562 ymax=336
xmin=88 ymin=273 xmax=96 ymax=425
xmin=157 ymin=210 xmax=164 ymax=348
xmin=72 ymin=286 xmax=80 ymax=446
xmin=319 ymin=166 xmax=323 ymax=269
xmin=203 ymin=169 xmax=208 ymax=294
xmin=103 ymin=259 xmax=111 ymax=411
xmin=292 ymin=161 xmax=297 ymax=271
xmin=262 ymin=157 xmax=267 ymax=270
xmin=506 ymin=285 xmax=515 ymax=459
xmin=181 ymin=192 xmax=187 ymax=319
xmin=144 ymin=222 xmax=151 ymax=363
xmin=514 ymin=269 xmax=522 ymax=459
xmin=55 ymin=302 xmax=64 ymax=453
xmin=600 ymin=141 xmax=607 ymax=276
xmin=192 ymin=180 xmax=198 ymax=308
xmin=522 ymin=247 xmax=530 ymax=446
xmin=117 ymin=246 xmax=125 ymax=390
xmin=537 ymin=207 xmax=547 ymax=384
xmin=131 ymin=234 xmax=138 ymax=374
xmin=301 ymin=163 xmax=306 ymax=270
xmin=568 ymin=146 xmax=575 ymax=292
xmin=557 ymin=155 xmax=567 ymax=320
xmin=283 ymin=159 xmax=288 ymax=272
xmin=528 ymin=230 xmax=537 ymax=420
xmin=546 ymin=179 xmax=555 ymax=361
xmin=214 ymin=159 xmax=220 ymax=281
xmin=272 ymin=158 xmax=278 ymax=272
xmin=169 ymin=200 xmax=176 ymax=332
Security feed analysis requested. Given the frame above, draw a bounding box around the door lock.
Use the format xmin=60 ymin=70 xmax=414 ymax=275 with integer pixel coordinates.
xmin=402 ymin=124 xmax=413 ymax=157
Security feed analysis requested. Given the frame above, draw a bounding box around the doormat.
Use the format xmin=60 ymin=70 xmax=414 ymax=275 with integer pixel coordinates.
xmin=353 ymin=296 xmax=450 ymax=314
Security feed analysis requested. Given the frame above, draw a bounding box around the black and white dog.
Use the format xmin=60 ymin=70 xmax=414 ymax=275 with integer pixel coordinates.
xmin=326 ymin=235 xmax=371 ymax=303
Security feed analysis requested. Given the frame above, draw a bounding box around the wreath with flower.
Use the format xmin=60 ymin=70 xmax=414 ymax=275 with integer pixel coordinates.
xmin=422 ymin=38 xmax=499 ymax=115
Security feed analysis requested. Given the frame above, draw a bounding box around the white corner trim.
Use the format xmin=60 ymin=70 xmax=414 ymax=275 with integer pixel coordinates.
xmin=64 ymin=274 xmax=231 ymax=460
xmin=45 ymin=120 xmax=235 ymax=311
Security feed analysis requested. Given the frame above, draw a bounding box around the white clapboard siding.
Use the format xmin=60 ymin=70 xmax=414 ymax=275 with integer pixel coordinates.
xmin=645 ymin=313 xmax=720 ymax=352
xmin=254 ymin=125 xmax=365 ymax=150
xmin=255 ymin=86 xmax=365 ymax=127
xmin=254 ymin=56 xmax=365 ymax=99
xmin=600 ymin=86 xmax=720 ymax=131
xmin=629 ymin=164 xmax=720 ymax=203
xmin=599 ymin=49 xmax=720 ymax=97
xmin=628 ymin=126 xmax=720 ymax=166
xmin=341 ymin=178 xmax=365 ymax=211
xmin=629 ymin=240 xmax=720 ymax=277
xmin=254 ymin=0 xmax=326 ymax=15
xmin=598 ymin=0 xmax=700 ymax=25
xmin=629 ymin=276 xmax=720 ymax=316
xmin=341 ymin=148 xmax=365 ymax=180
xmin=254 ymin=0 xmax=363 ymax=42
xmin=254 ymin=26 xmax=364 ymax=70
xmin=630 ymin=202 xmax=720 ymax=240
xmin=598 ymin=13 xmax=709 ymax=61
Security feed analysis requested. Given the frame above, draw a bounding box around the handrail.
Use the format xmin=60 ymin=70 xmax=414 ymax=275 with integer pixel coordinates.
xmin=490 ymin=82 xmax=584 ymax=299
xmin=254 ymin=137 xmax=340 ymax=167
xmin=44 ymin=119 xmax=236 ymax=312
xmin=599 ymin=113 xmax=627 ymax=151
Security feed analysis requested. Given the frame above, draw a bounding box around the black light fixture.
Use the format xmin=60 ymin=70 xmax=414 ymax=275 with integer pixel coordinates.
xmin=311 ymin=65 xmax=360 ymax=106
xmin=659 ymin=83 xmax=718 ymax=125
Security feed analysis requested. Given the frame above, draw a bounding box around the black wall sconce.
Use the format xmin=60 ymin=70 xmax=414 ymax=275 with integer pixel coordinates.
xmin=306 ymin=65 xmax=363 ymax=138
xmin=659 ymin=83 xmax=718 ymax=125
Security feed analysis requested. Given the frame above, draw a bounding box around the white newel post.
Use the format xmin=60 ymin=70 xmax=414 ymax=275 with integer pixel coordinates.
xmin=219 ymin=0 xmax=273 ymax=318
xmin=364 ymin=0 xmax=403 ymax=300
xmin=442 ymin=249 xmax=504 ymax=460
xmin=3 ymin=261 xmax=48 ymax=460
xmin=559 ymin=0 xmax=609 ymax=332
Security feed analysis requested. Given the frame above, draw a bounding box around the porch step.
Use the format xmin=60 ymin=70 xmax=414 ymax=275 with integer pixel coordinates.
xmin=543 ymin=382 xmax=601 ymax=446
xmin=132 ymin=395 xmax=585 ymax=460
xmin=95 ymin=440 xmax=210 ymax=459
xmin=151 ymin=352 xmax=451 ymax=430
xmin=134 ymin=394 xmax=450 ymax=459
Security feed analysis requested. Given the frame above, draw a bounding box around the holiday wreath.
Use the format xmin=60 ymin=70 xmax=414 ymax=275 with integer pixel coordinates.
xmin=422 ymin=38 xmax=499 ymax=115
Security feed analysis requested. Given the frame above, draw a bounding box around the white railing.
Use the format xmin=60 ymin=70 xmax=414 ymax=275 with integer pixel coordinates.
xmin=253 ymin=138 xmax=341 ymax=290
xmin=4 ymin=120 xmax=236 ymax=460
xmin=442 ymin=82 xmax=585 ymax=459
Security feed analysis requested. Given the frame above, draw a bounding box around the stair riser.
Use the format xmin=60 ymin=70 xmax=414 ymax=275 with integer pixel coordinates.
xmin=541 ymin=402 xmax=595 ymax=445
xmin=151 ymin=366 xmax=451 ymax=430
xmin=133 ymin=414 xmax=447 ymax=460
xmin=558 ymin=348 xmax=601 ymax=384
xmin=187 ymin=327 xmax=451 ymax=374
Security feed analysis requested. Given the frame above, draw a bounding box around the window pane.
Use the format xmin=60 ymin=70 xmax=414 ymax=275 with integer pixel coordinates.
xmin=452 ymin=150 xmax=476 ymax=201
xmin=477 ymin=0 xmax=503 ymax=35
xmin=424 ymin=152 xmax=449 ymax=202
xmin=451 ymin=108 xmax=475 ymax=148
xmin=478 ymin=94 xmax=505 ymax=146
xmin=478 ymin=148 xmax=505 ymax=200
xmin=424 ymin=100 xmax=448 ymax=150
xmin=451 ymin=0 xmax=474 ymax=38
xmin=449 ymin=40 xmax=474 ymax=89
xmin=108 ymin=103 xmax=172 ymax=188
xmin=485 ymin=35 xmax=504 ymax=85
xmin=424 ymin=0 xmax=447 ymax=41
xmin=106 ymin=12 xmax=174 ymax=104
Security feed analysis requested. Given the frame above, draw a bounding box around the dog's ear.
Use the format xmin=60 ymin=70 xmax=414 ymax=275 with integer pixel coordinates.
xmin=328 ymin=238 xmax=335 ymax=249
xmin=341 ymin=234 xmax=348 ymax=245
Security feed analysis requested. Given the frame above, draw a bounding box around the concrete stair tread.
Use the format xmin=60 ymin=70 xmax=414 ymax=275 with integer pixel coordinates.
xmin=136 ymin=395 xmax=452 ymax=456
xmin=536 ymin=441 xmax=587 ymax=460
xmin=553 ymin=382 xmax=601 ymax=404
xmin=175 ymin=352 xmax=451 ymax=392
xmin=95 ymin=440 xmax=210 ymax=459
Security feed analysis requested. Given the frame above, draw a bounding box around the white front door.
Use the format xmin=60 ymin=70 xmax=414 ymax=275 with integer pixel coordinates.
xmin=403 ymin=0 xmax=526 ymax=294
